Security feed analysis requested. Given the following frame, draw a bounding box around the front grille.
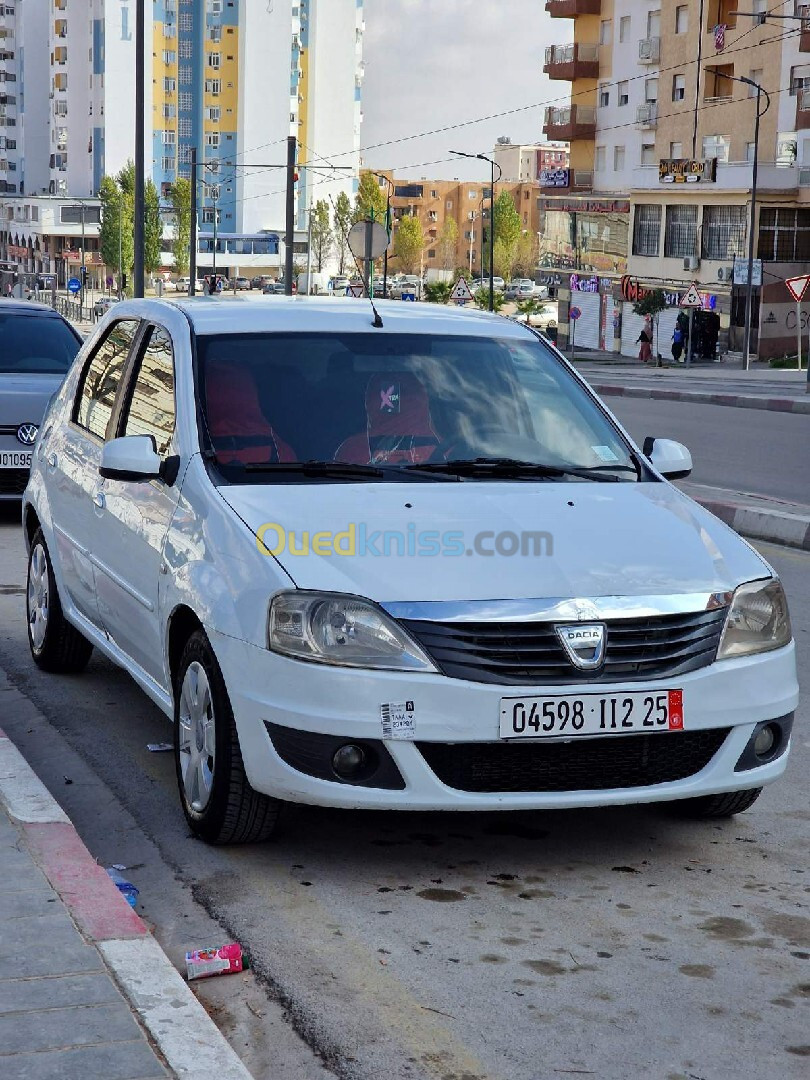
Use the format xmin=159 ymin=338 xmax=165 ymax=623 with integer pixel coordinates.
xmin=417 ymin=729 xmax=730 ymax=793
xmin=402 ymin=608 xmax=727 ymax=685
xmin=0 ymin=469 xmax=29 ymax=496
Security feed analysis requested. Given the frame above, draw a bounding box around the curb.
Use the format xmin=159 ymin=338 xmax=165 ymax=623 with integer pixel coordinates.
xmin=590 ymin=382 xmax=810 ymax=415
xmin=686 ymin=492 xmax=810 ymax=552
xmin=0 ymin=728 xmax=253 ymax=1080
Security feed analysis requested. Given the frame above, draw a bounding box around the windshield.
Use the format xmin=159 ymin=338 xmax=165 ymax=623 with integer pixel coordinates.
xmin=195 ymin=331 xmax=638 ymax=483
xmin=0 ymin=313 xmax=81 ymax=374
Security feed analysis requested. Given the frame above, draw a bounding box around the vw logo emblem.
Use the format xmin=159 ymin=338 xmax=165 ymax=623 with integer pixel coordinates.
xmin=17 ymin=424 xmax=39 ymax=446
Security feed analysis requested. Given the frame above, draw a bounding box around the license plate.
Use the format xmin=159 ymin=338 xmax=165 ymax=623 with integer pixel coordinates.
xmin=500 ymin=690 xmax=684 ymax=740
xmin=0 ymin=451 xmax=32 ymax=469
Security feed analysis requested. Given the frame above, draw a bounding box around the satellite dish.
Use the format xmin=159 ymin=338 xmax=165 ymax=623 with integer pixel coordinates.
xmin=347 ymin=220 xmax=389 ymax=261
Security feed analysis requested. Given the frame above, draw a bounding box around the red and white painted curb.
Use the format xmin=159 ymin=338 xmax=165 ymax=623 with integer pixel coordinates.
xmin=0 ymin=728 xmax=253 ymax=1080
xmin=589 ymin=382 xmax=810 ymax=416
xmin=686 ymin=492 xmax=810 ymax=552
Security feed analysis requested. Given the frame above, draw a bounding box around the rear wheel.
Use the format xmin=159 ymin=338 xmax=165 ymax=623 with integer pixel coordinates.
xmin=174 ymin=630 xmax=283 ymax=844
xmin=666 ymin=788 xmax=763 ymax=819
xmin=26 ymin=530 xmax=93 ymax=674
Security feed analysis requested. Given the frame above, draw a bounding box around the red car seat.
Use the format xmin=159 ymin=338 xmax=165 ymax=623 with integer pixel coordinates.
xmin=205 ymin=361 xmax=296 ymax=465
xmin=335 ymin=372 xmax=441 ymax=465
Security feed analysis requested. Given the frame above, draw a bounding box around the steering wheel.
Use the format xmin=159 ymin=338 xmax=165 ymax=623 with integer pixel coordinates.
xmin=433 ymin=426 xmax=548 ymax=463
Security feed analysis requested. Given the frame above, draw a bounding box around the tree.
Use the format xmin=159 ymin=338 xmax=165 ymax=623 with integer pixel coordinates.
xmin=168 ymin=178 xmax=192 ymax=278
xmin=332 ymin=190 xmax=353 ymax=275
xmin=493 ymin=190 xmax=522 ymax=250
xmin=424 ymin=281 xmax=451 ymax=304
xmin=392 ymin=214 xmax=423 ymax=274
xmin=98 ymin=174 xmax=133 ymax=289
xmin=633 ymin=289 xmax=668 ymax=366
xmin=512 ymin=232 xmax=538 ymax=278
xmin=438 ymin=217 xmax=458 ymax=271
xmin=474 ymin=286 xmax=504 ymax=313
xmin=493 ymin=237 xmax=518 ymax=283
xmin=354 ymin=171 xmax=388 ymax=224
xmin=144 ymin=179 xmax=163 ymax=276
xmin=309 ymin=199 xmax=333 ymax=272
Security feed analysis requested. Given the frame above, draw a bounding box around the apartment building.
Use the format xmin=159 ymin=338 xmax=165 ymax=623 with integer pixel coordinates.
xmin=370 ymin=170 xmax=542 ymax=277
xmin=542 ymin=0 xmax=810 ymax=358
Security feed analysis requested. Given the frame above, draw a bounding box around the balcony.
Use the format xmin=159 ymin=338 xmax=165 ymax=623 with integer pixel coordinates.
xmin=543 ymin=104 xmax=597 ymax=140
xmin=797 ymin=88 xmax=810 ymax=129
xmin=630 ymin=161 xmax=799 ymax=192
xmin=638 ymin=37 xmax=660 ymax=64
xmin=543 ymin=43 xmax=599 ymax=81
xmin=636 ymin=102 xmax=657 ymax=128
xmin=544 ymin=0 xmax=601 ymax=16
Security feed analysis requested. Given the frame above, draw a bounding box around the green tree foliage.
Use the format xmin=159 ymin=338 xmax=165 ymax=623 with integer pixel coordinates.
xmin=310 ymin=199 xmax=333 ymax=272
xmin=474 ymin=286 xmax=505 ymax=312
xmin=354 ymin=171 xmax=388 ymax=223
xmin=168 ymin=178 xmax=192 ymax=278
xmin=144 ymin=179 xmax=163 ymax=275
xmin=512 ymin=232 xmax=538 ymax=278
xmin=633 ymin=289 xmax=668 ymax=365
xmin=438 ymin=217 xmax=458 ymax=270
xmin=98 ymin=175 xmax=134 ymax=285
xmin=493 ymin=190 xmax=522 ymax=249
xmin=454 ymin=266 xmax=473 ymax=281
xmin=493 ymin=237 xmax=518 ymax=283
xmin=117 ymin=160 xmax=136 ymax=197
xmin=424 ymin=281 xmax=451 ymax=304
xmin=392 ymin=214 xmax=423 ymax=274
xmin=332 ymin=190 xmax=353 ymax=275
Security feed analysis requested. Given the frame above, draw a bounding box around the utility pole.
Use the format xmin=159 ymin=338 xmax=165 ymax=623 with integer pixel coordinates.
xmin=133 ymin=0 xmax=145 ymax=297
xmin=285 ymin=135 xmax=296 ymax=295
xmin=450 ymin=150 xmax=502 ymax=311
xmin=190 ymin=149 xmax=197 ymax=295
xmin=304 ymin=198 xmax=313 ymax=294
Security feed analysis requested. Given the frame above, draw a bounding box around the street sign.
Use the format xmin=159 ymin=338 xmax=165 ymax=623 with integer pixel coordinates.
xmin=569 ymin=305 xmax=582 ymax=321
xmin=347 ymin=283 xmax=365 ymax=298
xmin=67 ymin=277 xmax=82 ymax=295
xmin=785 ymin=274 xmax=810 ymax=303
xmin=401 ymin=291 xmax=416 ymax=302
xmin=733 ymin=258 xmax=762 ymax=287
xmin=450 ymin=277 xmax=473 ymax=303
xmin=347 ymin=220 xmax=389 ymax=261
xmin=681 ymin=282 xmax=703 ymax=308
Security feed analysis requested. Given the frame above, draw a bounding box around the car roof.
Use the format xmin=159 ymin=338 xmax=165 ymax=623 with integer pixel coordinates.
xmin=0 ymin=301 xmax=64 ymax=318
xmin=108 ymin=296 xmax=539 ymax=341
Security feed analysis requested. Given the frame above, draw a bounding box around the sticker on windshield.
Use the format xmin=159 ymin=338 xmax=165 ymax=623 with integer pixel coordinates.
xmin=381 ymin=701 xmax=415 ymax=740
xmin=592 ymin=445 xmax=620 ymax=462
xmin=379 ymin=383 xmax=400 ymax=414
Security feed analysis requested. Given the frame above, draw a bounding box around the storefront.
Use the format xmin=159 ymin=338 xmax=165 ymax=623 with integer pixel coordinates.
xmin=617 ymin=277 xmax=722 ymax=360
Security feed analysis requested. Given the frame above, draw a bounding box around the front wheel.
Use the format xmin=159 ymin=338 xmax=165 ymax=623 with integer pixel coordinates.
xmin=27 ymin=530 xmax=93 ymax=674
xmin=174 ymin=630 xmax=283 ymax=844
xmin=665 ymin=788 xmax=763 ymax=819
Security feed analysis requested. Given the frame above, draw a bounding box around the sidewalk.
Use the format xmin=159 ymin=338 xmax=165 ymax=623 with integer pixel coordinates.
xmin=680 ymin=482 xmax=810 ymax=552
xmin=0 ymin=708 xmax=253 ymax=1080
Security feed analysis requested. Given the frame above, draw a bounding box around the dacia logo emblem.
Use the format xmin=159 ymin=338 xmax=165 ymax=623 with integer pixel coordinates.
xmin=554 ymin=623 xmax=607 ymax=671
xmin=16 ymin=424 xmax=39 ymax=446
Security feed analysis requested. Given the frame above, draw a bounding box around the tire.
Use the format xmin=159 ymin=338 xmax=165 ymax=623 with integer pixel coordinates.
xmin=174 ymin=630 xmax=283 ymax=844
xmin=666 ymin=788 xmax=763 ymax=819
xmin=26 ymin=529 xmax=93 ymax=674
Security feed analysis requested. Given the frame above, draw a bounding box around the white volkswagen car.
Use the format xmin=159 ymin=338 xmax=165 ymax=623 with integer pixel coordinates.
xmin=22 ymin=299 xmax=798 ymax=844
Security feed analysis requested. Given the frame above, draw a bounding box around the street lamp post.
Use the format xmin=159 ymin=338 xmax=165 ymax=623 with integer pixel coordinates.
xmin=371 ymin=173 xmax=394 ymax=298
xmin=451 ymin=150 xmax=502 ymax=311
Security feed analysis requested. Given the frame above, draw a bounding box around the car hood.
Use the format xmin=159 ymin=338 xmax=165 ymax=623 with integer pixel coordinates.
xmin=218 ymin=480 xmax=770 ymax=603
xmin=0 ymin=373 xmax=66 ymax=427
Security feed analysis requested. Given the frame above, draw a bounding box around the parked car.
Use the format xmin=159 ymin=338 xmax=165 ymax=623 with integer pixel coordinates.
xmin=251 ymin=275 xmax=274 ymax=290
xmin=0 ymin=302 xmax=81 ymax=500
xmin=93 ymin=296 xmax=119 ymax=318
xmin=262 ymin=281 xmax=286 ymax=295
xmin=389 ymin=276 xmax=423 ymax=300
xmin=22 ymin=298 xmax=798 ymax=843
xmin=235 ymin=277 xmax=251 ymax=291
xmin=174 ymin=277 xmax=205 ymax=294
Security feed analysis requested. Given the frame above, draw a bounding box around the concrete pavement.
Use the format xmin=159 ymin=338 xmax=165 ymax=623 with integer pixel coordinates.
xmin=679 ymin=482 xmax=810 ymax=552
xmin=0 ymin=691 xmax=254 ymax=1080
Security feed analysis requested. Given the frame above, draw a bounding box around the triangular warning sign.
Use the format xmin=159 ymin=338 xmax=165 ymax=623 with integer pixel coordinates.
xmin=785 ymin=274 xmax=810 ymax=303
xmin=450 ymin=277 xmax=474 ymax=301
xmin=347 ymin=283 xmax=365 ymax=297
xmin=681 ymin=282 xmax=703 ymax=308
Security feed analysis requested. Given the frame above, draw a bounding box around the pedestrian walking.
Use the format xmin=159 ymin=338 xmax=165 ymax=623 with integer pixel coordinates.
xmin=636 ymin=327 xmax=652 ymax=363
xmin=671 ymin=324 xmax=684 ymax=363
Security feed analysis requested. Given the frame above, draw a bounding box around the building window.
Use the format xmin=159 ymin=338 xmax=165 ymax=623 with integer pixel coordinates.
xmin=675 ymin=5 xmax=688 ymax=33
xmin=758 ymin=208 xmax=810 ymax=261
xmin=207 ymin=52 xmax=221 ymax=69
xmin=163 ymin=130 xmax=176 ymax=145
xmin=702 ymin=205 xmax=746 ymax=260
xmin=748 ymin=69 xmax=762 ymax=96
xmin=427 ymin=249 xmax=436 ymax=259
xmin=633 ymin=204 xmax=661 ymax=256
xmin=205 ymin=106 xmax=220 ymax=122
xmin=162 ymin=50 xmax=176 ymax=65
xmin=179 ymin=92 xmax=193 ymax=110
xmin=599 ymin=19 xmax=612 ymax=45
xmin=664 ymin=204 xmax=698 ymax=258
xmin=161 ymin=156 xmax=176 ymax=173
xmin=209 ymin=26 xmax=222 ymax=42
xmin=595 ymin=145 xmax=606 ymax=172
xmin=670 ymin=141 xmax=683 ymax=158
xmin=618 ymin=81 xmax=629 ymax=106
xmin=641 ymin=143 xmax=656 ymax=166
xmin=430 ymin=189 xmax=437 ymax=198
xmin=178 ymin=117 xmax=192 ymax=136
xmin=468 ymin=189 xmax=477 ymax=199
xmin=178 ymin=40 xmax=193 ymax=59
xmin=163 ymin=77 xmax=176 ymax=92
xmin=613 ymin=145 xmax=626 ymax=171
xmin=205 ymin=79 xmax=221 ymax=95
xmin=163 ymin=103 xmax=176 ymax=119
xmin=746 ymin=141 xmax=756 ymax=162
xmin=179 ymin=66 xmax=192 ymax=85
xmin=702 ymin=134 xmax=730 ymax=162
xmin=619 ymin=15 xmax=631 ymax=42
xmin=179 ymin=13 xmax=193 ymax=31
xmin=599 ymin=84 xmax=610 ymax=107
xmin=205 ymin=133 xmax=220 ymax=149
xmin=672 ymin=74 xmax=685 ymax=102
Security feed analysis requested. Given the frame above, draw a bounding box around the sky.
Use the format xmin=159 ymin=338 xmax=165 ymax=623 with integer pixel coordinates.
xmin=360 ymin=0 xmax=569 ymax=180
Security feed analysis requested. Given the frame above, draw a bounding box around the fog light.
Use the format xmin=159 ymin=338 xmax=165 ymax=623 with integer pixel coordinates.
xmin=332 ymin=743 xmax=367 ymax=779
xmin=753 ymin=724 xmax=777 ymax=758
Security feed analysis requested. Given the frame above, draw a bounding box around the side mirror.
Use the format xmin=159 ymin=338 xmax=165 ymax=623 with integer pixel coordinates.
xmin=99 ymin=435 xmax=161 ymax=482
xmin=643 ymin=436 xmax=693 ymax=481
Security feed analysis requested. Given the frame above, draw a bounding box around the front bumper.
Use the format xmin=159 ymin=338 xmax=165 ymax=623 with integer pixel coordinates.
xmin=210 ymin=629 xmax=799 ymax=811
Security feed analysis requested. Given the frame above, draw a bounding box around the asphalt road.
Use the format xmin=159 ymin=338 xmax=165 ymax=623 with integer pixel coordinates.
xmin=606 ymin=397 xmax=810 ymax=505
xmin=0 ymin=506 xmax=807 ymax=1080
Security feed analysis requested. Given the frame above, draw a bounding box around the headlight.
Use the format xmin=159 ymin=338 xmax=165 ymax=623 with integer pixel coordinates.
xmin=717 ymin=578 xmax=792 ymax=660
xmin=268 ymin=591 xmax=437 ymax=671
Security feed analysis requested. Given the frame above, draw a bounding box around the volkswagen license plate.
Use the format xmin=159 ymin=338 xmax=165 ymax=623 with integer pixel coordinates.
xmin=0 ymin=451 xmax=32 ymax=469
xmin=500 ymin=690 xmax=684 ymax=740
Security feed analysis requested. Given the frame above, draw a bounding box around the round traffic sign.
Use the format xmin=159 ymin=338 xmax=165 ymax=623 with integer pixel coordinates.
xmin=347 ymin=220 xmax=389 ymax=261
xmin=569 ymin=305 xmax=582 ymax=321
xmin=67 ymin=277 xmax=82 ymax=295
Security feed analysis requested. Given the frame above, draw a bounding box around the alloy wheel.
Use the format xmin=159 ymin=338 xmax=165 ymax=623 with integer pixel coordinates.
xmin=178 ymin=661 xmax=217 ymax=813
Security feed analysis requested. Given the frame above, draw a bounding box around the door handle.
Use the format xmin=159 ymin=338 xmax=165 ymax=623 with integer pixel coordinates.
xmin=47 ymin=452 xmax=57 ymax=470
xmin=93 ymin=491 xmax=105 ymax=510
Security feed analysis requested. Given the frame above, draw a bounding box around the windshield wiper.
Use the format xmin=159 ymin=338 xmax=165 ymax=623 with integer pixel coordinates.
xmin=240 ymin=460 xmax=460 ymax=481
xmin=403 ymin=457 xmax=629 ymax=482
